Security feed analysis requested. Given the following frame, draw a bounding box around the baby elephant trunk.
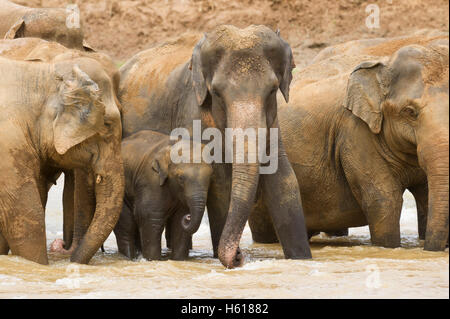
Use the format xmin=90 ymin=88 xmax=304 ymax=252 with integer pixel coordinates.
xmin=182 ymin=192 xmax=208 ymax=235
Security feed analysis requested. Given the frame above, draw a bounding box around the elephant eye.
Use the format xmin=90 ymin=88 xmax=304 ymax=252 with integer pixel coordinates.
xmin=269 ymin=86 xmax=278 ymax=97
xmin=212 ymin=88 xmax=222 ymax=100
xmin=104 ymin=119 xmax=114 ymax=130
xmin=211 ymin=88 xmax=226 ymax=111
xmin=402 ymin=105 xmax=418 ymax=119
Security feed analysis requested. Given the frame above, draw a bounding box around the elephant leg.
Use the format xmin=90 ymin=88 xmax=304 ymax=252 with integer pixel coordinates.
xmin=260 ymin=139 xmax=312 ymax=259
xmin=5 ymin=181 xmax=48 ymax=265
xmin=114 ymin=202 xmax=138 ymax=259
xmin=72 ymin=169 xmax=96 ymax=249
xmin=408 ymin=184 xmax=428 ymax=240
xmin=165 ymin=218 xmax=192 ymax=250
xmin=0 ymin=231 xmax=9 ymax=255
xmin=206 ymin=164 xmax=232 ymax=258
xmin=165 ymin=216 xmax=173 ymax=250
xmin=341 ymin=149 xmax=404 ymax=248
xmin=170 ymin=209 xmax=191 ymax=261
xmin=139 ymin=217 xmax=165 ymax=261
xmin=63 ymin=170 xmax=75 ymax=250
xmin=365 ymin=190 xmax=404 ymax=248
xmin=249 ymin=196 xmax=279 ymax=243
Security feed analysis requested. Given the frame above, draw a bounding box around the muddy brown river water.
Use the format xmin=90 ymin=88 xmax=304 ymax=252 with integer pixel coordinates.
xmin=0 ymin=178 xmax=448 ymax=299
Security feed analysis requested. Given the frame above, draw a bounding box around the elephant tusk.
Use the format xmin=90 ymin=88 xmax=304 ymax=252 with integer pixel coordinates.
xmin=96 ymin=175 xmax=103 ymax=184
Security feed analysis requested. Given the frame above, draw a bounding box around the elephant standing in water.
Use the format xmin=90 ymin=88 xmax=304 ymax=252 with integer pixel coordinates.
xmin=115 ymin=130 xmax=213 ymax=261
xmin=0 ymin=37 xmax=122 ymax=255
xmin=0 ymin=56 xmax=124 ymax=265
xmin=251 ymin=38 xmax=449 ymax=251
xmin=0 ymin=0 xmax=90 ymax=50
xmin=119 ymin=25 xmax=312 ymax=268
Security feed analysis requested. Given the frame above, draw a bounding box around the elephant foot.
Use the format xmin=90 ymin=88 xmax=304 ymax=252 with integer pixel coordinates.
xmin=50 ymin=239 xmax=74 ymax=255
xmin=371 ymin=234 xmax=401 ymax=249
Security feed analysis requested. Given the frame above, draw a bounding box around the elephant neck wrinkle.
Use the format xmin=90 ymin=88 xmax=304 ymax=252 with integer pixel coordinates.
xmin=376 ymin=128 xmax=424 ymax=186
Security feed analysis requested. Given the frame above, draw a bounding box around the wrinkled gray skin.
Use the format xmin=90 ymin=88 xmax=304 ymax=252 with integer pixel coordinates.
xmin=119 ymin=25 xmax=312 ymax=268
xmin=0 ymin=0 xmax=89 ymax=50
xmin=114 ymin=131 xmax=213 ymax=260
xmin=0 ymin=56 xmax=124 ymax=264
xmin=252 ymin=42 xmax=449 ymax=251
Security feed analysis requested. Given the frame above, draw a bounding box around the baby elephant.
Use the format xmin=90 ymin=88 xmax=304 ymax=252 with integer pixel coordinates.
xmin=115 ymin=130 xmax=213 ymax=261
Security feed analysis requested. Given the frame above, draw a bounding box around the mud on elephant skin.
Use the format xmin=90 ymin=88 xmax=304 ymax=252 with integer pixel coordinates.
xmin=0 ymin=56 xmax=124 ymax=265
xmin=0 ymin=0 xmax=91 ymax=50
xmin=265 ymin=39 xmax=449 ymax=251
xmin=114 ymin=130 xmax=213 ymax=261
xmin=0 ymin=37 xmax=123 ymax=254
xmin=0 ymin=38 xmax=120 ymax=97
xmin=119 ymin=25 xmax=312 ymax=268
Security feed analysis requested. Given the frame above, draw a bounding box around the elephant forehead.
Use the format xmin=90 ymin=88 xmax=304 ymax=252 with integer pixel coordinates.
xmin=226 ymin=54 xmax=267 ymax=77
xmin=206 ymin=25 xmax=272 ymax=50
xmin=392 ymin=45 xmax=449 ymax=87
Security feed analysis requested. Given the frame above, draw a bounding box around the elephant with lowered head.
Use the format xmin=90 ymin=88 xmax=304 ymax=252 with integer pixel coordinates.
xmin=252 ymin=41 xmax=448 ymax=251
xmin=0 ymin=37 xmax=122 ymax=255
xmin=0 ymin=0 xmax=89 ymax=50
xmin=0 ymin=56 xmax=124 ymax=264
xmin=119 ymin=25 xmax=312 ymax=268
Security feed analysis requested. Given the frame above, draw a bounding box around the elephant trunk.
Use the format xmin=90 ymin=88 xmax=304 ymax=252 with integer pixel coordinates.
xmin=70 ymin=158 xmax=125 ymax=264
xmin=218 ymin=100 xmax=264 ymax=268
xmin=182 ymin=192 xmax=208 ymax=234
xmin=219 ymin=163 xmax=260 ymax=268
xmin=419 ymin=139 xmax=449 ymax=251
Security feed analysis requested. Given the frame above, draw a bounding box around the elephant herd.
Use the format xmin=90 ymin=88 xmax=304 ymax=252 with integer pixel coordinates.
xmin=0 ymin=1 xmax=448 ymax=269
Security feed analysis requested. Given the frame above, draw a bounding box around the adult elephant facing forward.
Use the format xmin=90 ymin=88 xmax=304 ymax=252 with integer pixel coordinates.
xmin=119 ymin=25 xmax=311 ymax=268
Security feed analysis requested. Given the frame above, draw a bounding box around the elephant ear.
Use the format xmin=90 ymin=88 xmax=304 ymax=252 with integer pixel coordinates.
xmin=344 ymin=61 xmax=388 ymax=134
xmin=151 ymin=147 xmax=170 ymax=186
xmin=278 ymin=34 xmax=295 ymax=103
xmin=5 ymin=19 xmax=25 ymax=39
xmin=53 ymin=64 xmax=106 ymax=155
xmin=189 ymin=35 xmax=208 ymax=106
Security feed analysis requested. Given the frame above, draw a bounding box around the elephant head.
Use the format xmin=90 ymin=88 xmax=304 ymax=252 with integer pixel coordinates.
xmin=5 ymin=8 xmax=86 ymax=50
xmin=189 ymin=25 xmax=295 ymax=267
xmin=152 ymin=140 xmax=213 ymax=235
xmin=49 ymin=58 xmax=124 ymax=264
xmin=344 ymin=44 xmax=449 ymax=251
